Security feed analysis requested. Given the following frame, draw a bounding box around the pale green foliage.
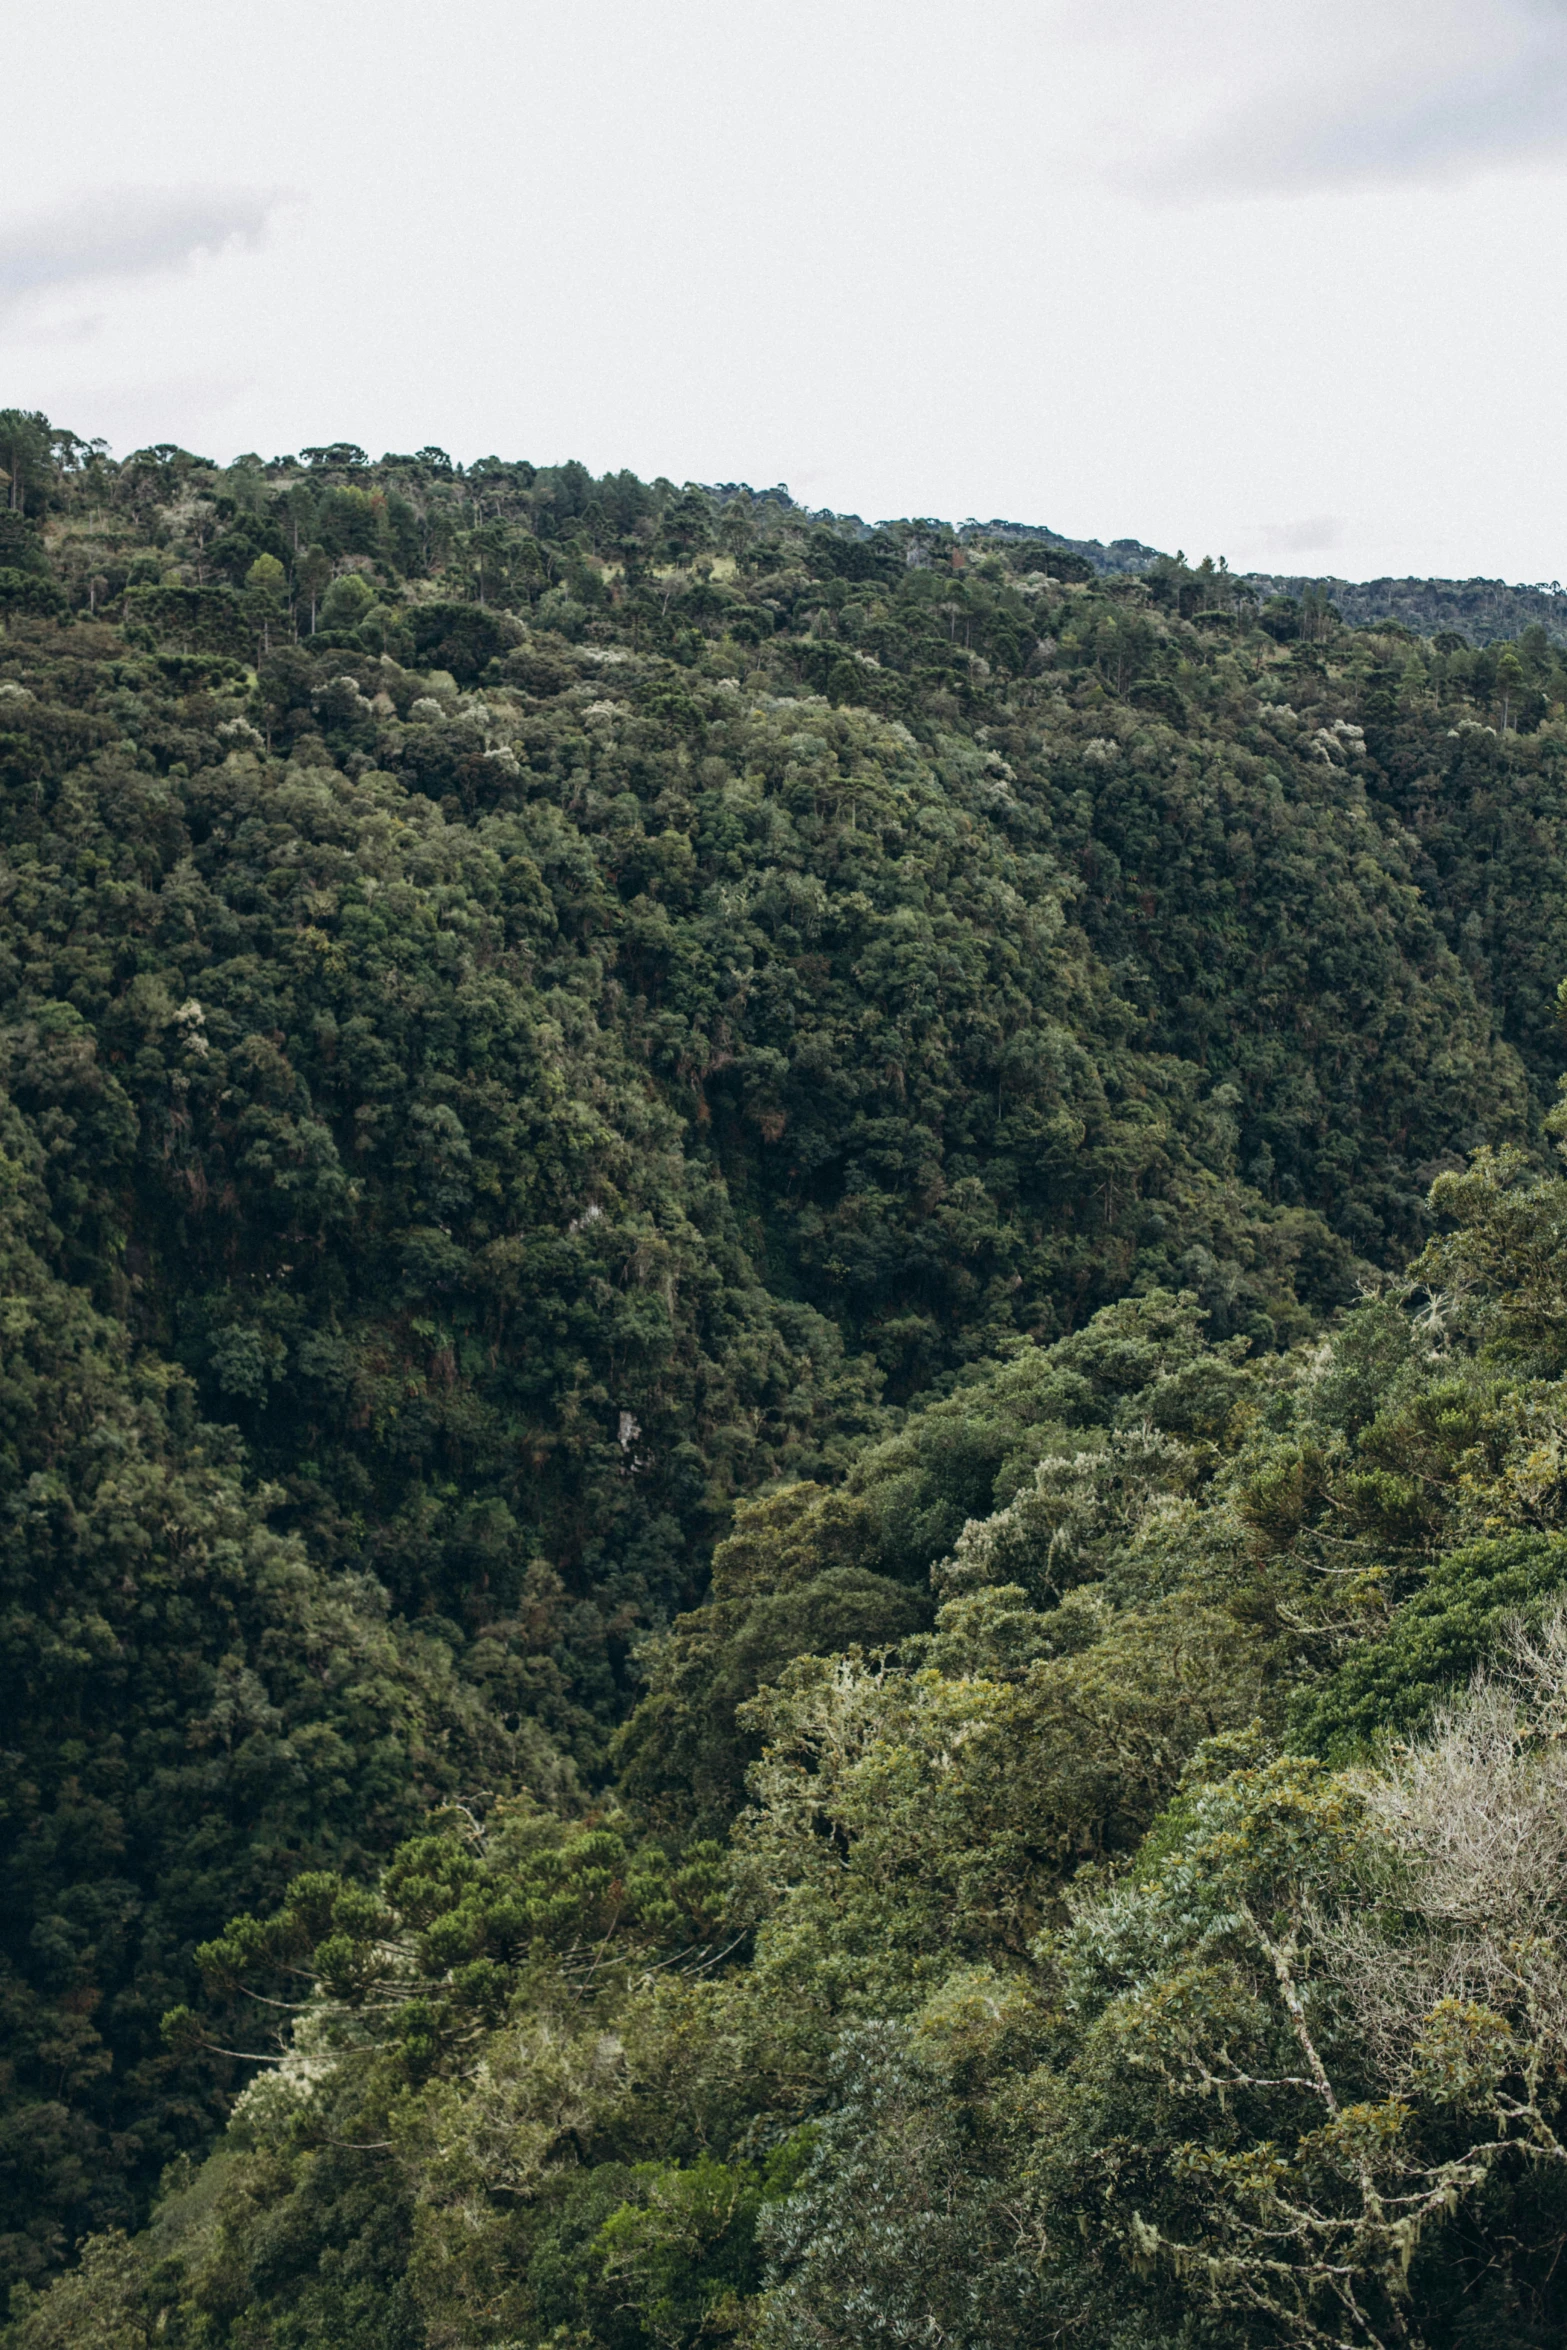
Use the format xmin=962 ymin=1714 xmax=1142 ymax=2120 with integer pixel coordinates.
xmin=731 ymin=1595 xmax=1265 ymax=2007
xmin=1034 ymin=1620 xmax=1567 ymax=2347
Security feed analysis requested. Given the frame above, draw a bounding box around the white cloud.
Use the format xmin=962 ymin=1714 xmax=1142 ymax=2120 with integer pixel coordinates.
xmin=0 ymin=187 xmax=285 ymax=312
xmin=1240 ymin=518 xmax=1348 ymax=564
xmin=0 ymin=1 xmax=1564 ymax=582
xmin=1132 ymin=0 xmax=1567 ymax=198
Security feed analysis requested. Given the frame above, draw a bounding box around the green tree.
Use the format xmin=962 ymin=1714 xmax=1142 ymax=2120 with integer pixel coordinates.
xmin=294 ymin=542 xmax=333 ymax=633
xmin=242 ymin=551 xmax=288 ymax=653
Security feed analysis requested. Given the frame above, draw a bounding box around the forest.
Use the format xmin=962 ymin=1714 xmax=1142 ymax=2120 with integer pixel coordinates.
xmin=5 ymin=407 xmax=1567 ymax=2345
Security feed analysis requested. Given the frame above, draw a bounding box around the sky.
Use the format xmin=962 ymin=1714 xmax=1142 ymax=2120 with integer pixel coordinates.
xmin=2 ymin=0 xmax=1565 ymax=583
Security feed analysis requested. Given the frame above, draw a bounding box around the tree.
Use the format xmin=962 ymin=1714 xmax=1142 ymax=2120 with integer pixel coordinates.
xmin=1047 ymin=1633 xmax=1567 ymax=2348
xmin=243 ymin=552 xmax=289 ymax=653
xmin=295 ymin=543 xmax=333 ymax=633
xmin=0 ymin=410 xmax=53 ymax=515
xmin=315 ymin=568 xmax=374 ymax=631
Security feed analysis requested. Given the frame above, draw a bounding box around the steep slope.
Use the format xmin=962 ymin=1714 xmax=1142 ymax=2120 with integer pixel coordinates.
xmin=3 ymin=412 xmax=1567 ymax=2306
xmin=22 ymin=1157 xmax=1567 ymax=2350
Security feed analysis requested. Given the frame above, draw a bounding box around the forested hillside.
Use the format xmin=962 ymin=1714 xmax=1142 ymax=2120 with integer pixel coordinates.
xmin=7 ymin=410 xmax=1567 ymax=2345
xmin=1243 ymin=567 xmax=1567 ymax=649
xmin=940 ymin=519 xmax=1567 ymax=646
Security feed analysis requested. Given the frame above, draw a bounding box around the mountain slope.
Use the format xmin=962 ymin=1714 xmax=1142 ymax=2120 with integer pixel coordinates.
xmin=4 ymin=414 xmax=1567 ymax=2326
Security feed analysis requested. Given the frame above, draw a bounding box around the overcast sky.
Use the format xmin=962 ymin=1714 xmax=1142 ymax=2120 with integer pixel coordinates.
xmin=2 ymin=0 xmax=1564 ymax=582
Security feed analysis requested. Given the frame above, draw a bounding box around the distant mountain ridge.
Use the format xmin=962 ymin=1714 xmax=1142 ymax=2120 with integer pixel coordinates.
xmin=960 ymin=518 xmax=1167 ymax=574
xmin=708 ymin=488 xmax=1566 ymax=646
xmin=1240 ymin=567 xmax=1567 ymax=646
xmin=962 ymin=517 xmax=1567 ymax=646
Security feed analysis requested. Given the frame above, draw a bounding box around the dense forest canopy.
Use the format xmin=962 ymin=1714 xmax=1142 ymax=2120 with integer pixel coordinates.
xmin=7 ymin=407 xmax=1567 ymax=2344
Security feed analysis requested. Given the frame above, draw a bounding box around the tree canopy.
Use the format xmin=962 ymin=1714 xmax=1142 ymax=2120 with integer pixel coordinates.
xmin=7 ymin=423 xmax=1567 ymax=2345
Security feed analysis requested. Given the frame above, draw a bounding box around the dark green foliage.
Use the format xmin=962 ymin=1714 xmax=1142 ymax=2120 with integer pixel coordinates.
xmin=121 ymin=586 xmax=249 ymax=658
xmin=12 ymin=422 xmax=1567 ymax=2347
xmin=0 ymin=573 xmax=62 ymax=617
xmin=1304 ymin=1530 xmax=1567 ymax=1755
xmin=0 ymin=1085 xmax=512 ymax=2285
xmin=1248 ymin=566 xmax=1567 ymax=645
xmin=405 ymin=599 xmax=522 ymax=679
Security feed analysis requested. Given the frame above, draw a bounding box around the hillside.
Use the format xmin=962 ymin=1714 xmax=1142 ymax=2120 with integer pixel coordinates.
xmin=5 ymin=411 xmax=1567 ymax=2345
xmin=960 ymin=521 xmax=1567 ymax=646
xmin=1243 ymin=567 xmax=1567 ymax=648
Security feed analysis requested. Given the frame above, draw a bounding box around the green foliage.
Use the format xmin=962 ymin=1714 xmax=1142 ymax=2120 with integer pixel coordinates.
xmin=758 ymin=2024 xmax=1046 ymax=2350
xmin=0 ymin=1078 xmax=516 ymax=2282
xmin=0 ymin=573 xmax=63 ymax=618
xmin=13 ymin=422 xmax=1567 ymax=2345
xmin=1304 ymin=1530 xmax=1567 ymax=1754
